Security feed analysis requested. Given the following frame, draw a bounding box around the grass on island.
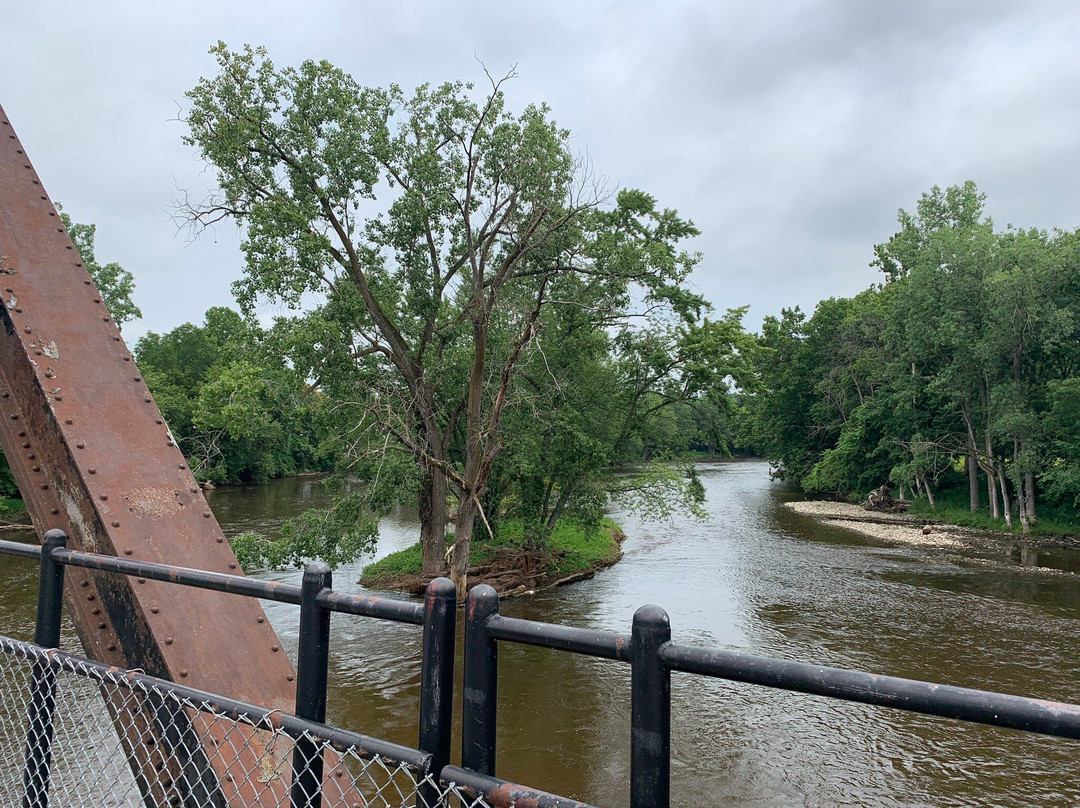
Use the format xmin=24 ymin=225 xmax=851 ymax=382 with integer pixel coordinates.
xmin=361 ymin=516 xmax=623 ymax=587
xmin=908 ymin=486 xmax=1080 ymax=538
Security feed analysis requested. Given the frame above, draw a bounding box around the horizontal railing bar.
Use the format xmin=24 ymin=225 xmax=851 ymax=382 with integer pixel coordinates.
xmin=439 ymin=765 xmax=599 ymax=808
xmin=486 ymin=614 xmax=630 ymax=661
xmin=0 ymin=635 xmax=432 ymax=768
xmin=316 ymin=589 xmax=424 ymax=625
xmin=52 ymin=548 xmax=305 ymax=604
xmin=0 ymin=539 xmax=426 ymax=624
xmin=0 ymin=538 xmax=41 ymax=560
xmin=660 ymin=643 xmax=1080 ymax=739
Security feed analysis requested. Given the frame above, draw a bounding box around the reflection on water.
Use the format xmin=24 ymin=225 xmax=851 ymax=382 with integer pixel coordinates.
xmin=2 ymin=461 xmax=1080 ymax=806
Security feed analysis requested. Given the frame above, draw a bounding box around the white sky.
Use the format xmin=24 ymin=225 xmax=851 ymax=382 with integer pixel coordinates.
xmin=3 ymin=0 xmax=1079 ymax=343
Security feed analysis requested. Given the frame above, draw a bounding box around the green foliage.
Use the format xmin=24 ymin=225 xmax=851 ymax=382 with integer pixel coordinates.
xmin=58 ymin=206 xmax=142 ymax=327
xmin=747 ymin=181 xmax=1080 ymax=531
xmin=136 ymin=307 xmax=332 ymax=485
xmin=231 ymin=491 xmax=379 ymax=570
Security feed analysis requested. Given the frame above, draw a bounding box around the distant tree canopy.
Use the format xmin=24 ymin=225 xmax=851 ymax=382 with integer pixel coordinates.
xmin=180 ymin=44 xmax=754 ymax=586
xmin=135 ymin=307 xmax=333 ymax=485
xmin=747 ymin=182 xmax=1080 ymax=533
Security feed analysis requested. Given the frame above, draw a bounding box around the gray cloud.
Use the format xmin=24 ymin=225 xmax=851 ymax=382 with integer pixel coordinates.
xmin=2 ymin=0 xmax=1079 ymax=341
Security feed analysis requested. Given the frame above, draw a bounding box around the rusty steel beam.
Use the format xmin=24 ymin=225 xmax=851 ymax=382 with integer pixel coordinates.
xmin=0 ymin=106 xmax=361 ymax=805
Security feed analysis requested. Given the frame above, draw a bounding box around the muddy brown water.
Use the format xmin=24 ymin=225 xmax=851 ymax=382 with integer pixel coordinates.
xmin=2 ymin=459 xmax=1080 ymax=806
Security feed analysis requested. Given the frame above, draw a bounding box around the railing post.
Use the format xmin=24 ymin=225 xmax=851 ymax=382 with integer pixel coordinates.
xmin=631 ymin=604 xmax=670 ymax=808
xmin=22 ymin=528 xmax=67 ymax=808
xmin=290 ymin=562 xmax=332 ymax=808
xmin=461 ymin=584 xmax=499 ymax=776
xmin=418 ymin=577 xmax=456 ymax=807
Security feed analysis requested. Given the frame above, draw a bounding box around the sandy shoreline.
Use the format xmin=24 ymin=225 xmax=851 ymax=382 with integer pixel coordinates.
xmin=782 ymin=500 xmax=967 ymax=549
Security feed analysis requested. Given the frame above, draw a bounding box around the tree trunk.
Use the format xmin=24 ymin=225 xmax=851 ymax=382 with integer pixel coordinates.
xmin=961 ymin=404 xmax=980 ymax=513
xmin=984 ymin=442 xmax=999 ymax=520
xmin=1014 ymin=439 xmax=1029 ymax=536
xmin=966 ymin=444 xmax=980 ymax=512
xmin=1024 ymin=471 xmax=1037 ymax=524
xmin=419 ymin=467 xmax=448 ymax=576
xmin=898 ymin=480 xmax=906 ymax=501
xmin=450 ymin=493 xmax=478 ymax=597
xmin=997 ymin=465 xmax=1012 ymax=529
xmin=923 ymin=476 xmax=935 ymax=509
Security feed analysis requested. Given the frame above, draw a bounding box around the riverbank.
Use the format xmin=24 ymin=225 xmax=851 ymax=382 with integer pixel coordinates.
xmin=783 ymin=500 xmax=971 ymax=548
xmin=360 ymin=517 xmax=626 ymax=597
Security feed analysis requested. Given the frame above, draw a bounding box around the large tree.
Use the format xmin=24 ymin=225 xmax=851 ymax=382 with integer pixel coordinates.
xmin=183 ymin=44 xmax=705 ymax=591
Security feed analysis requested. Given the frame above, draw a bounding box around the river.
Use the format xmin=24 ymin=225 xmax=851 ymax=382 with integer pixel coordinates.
xmin=3 ymin=459 xmax=1080 ymax=806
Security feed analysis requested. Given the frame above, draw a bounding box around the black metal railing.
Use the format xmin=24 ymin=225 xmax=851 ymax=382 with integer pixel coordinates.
xmin=2 ymin=532 xmax=1080 ymax=807
xmin=0 ymin=533 xmax=589 ymax=808
xmin=460 ymin=583 xmax=1080 ymax=808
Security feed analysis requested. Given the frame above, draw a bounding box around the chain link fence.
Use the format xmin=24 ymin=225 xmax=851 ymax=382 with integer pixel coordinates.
xmin=0 ymin=635 xmax=465 ymax=808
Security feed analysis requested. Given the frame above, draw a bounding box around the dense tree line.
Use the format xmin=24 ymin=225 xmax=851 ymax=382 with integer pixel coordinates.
xmin=135 ymin=308 xmax=333 ymax=485
xmin=748 ymin=182 xmax=1080 ymax=533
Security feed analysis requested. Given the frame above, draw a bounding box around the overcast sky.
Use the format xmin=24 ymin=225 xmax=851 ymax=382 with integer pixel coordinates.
xmin=3 ymin=0 xmax=1079 ymax=344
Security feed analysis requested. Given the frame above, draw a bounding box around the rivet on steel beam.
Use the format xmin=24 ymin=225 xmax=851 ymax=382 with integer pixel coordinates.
xmin=17 ymin=431 xmax=25 ymax=437
xmin=103 ymin=317 xmax=110 ymax=322
xmin=64 ymin=419 xmax=72 ymax=425
xmin=34 ymin=351 xmax=41 ymax=356
xmin=39 ymin=484 xmax=47 ymax=490
xmin=215 ymin=538 xmax=223 ymax=543
xmin=54 ymin=396 xmax=62 ymax=401
xmin=145 ymin=398 xmax=152 ymax=404
xmin=50 ymin=509 xmax=58 ymax=515
xmin=137 ymin=578 xmax=145 ymax=584
xmin=134 ymin=377 xmax=142 ymax=382
xmin=92 ymin=298 xmax=100 ymax=303
xmin=111 ymin=520 xmax=120 ymax=527
xmin=112 ymin=337 xmax=120 ymax=342
xmin=190 ymin=487 xmax=198 ymax=494
xmin=91 ymin=608 xmax=100 ymax=615
xmin=178 ymin=464 xmax=184 ymax=469
xmin=14 ymin=308 xmax=21 ymax=313
xmin=87 ymin=594 xmax=95 ymax=601
xmin=76 ymin=443 xmax=84 ymax=449
xmin=124 ymin=549 xmax=132 ymax=556
xmin=287 ymin=674 xmax=294 ymax=682
xmin=165 ymin=637 xmax=173 ymax=645
xmin=256 ymin=617 xmax=264 ymax=624
xmin=0 ymin=393 xmax=7 ymax=397
xmin=107 ymin=643 xmax=116 ymax=651
xmin=32 ymin=466 xmax=39 ymax=473
xmin=229 ymin=563 xmax=237 ymax=569
xmin=150 ymin=606 xmax=160 ymax=614
xmin=88 ymin=468 xmax=96 ymax=474
xmin=80 ymin=581 xmax=89 ymax=588
xmin=22 ymin=328 xmax=29 ymax=333
xmin=75 ymin=262 xmax=83 ymax=268
xmin=167 ymin=441 xmax=174 ymax=447
xmin=271 ymin=645 xmax=279 ymax=652
xmin=157 ymin=419 xmax=165 ymax=425
xmin=203 ymin=512 xmax=211 ymax=518
xmin=99 ymin=494 xmax=107 ymax=500
xmin=9 ymin=414 xmax=17 ymax=420
xmin=21 ymin=442 xmax=28 ymax=448
xmin=123 ymin=356 xmax=130 ymax=361
xmin=97 ymin=622 xmax=106 ymax=629
xmin=26 ymin=453 xmax=33 ymax=460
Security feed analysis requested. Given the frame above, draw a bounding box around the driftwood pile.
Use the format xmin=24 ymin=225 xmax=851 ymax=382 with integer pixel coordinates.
xmin=864 ymin=485 xmax=911 ymax=514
